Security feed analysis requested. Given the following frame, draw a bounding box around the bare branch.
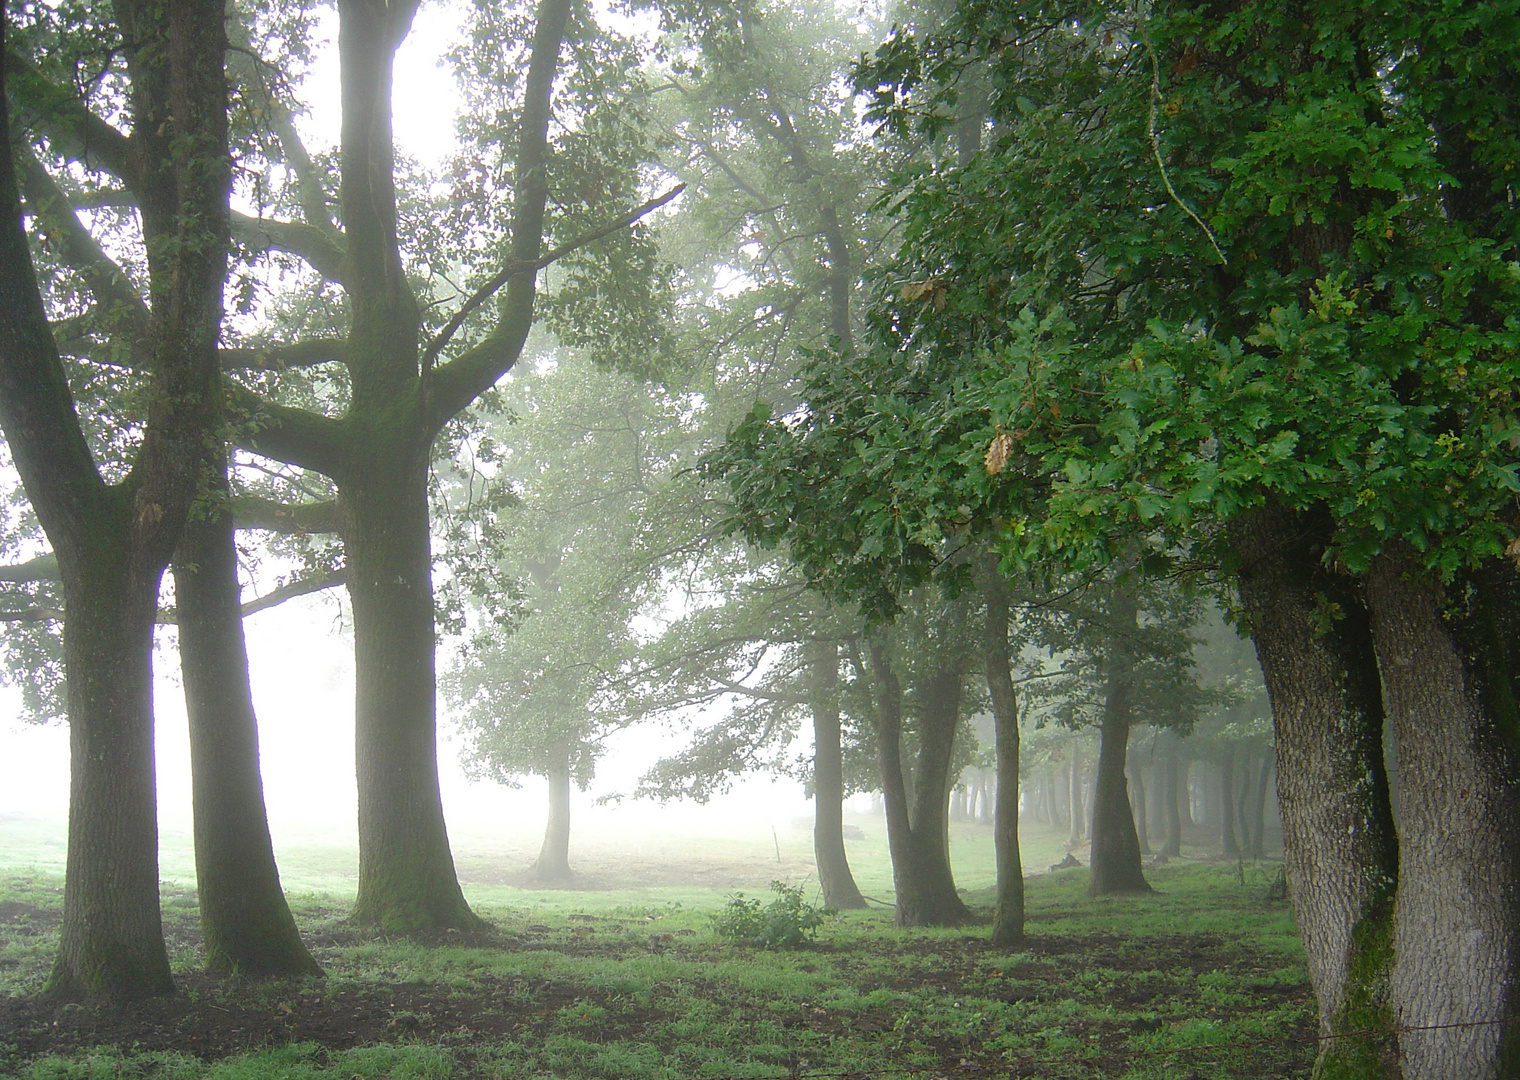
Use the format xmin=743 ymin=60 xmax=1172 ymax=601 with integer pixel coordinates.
xmin=239 ymin=567 xmax=346 ymax=617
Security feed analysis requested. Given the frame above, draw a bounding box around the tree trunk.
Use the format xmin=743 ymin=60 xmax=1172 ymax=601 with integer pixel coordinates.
xmin=174 ymin=482 xmax=322 ymax=975
xmin=47 ymin=574 xmax=174 ymax=1001
xmin=1050 ymin=766 xmax=1067 ymax=829
xmin=1229 ymin=505 xmax=1397 ymax=1078
xmin=1218 ymin=743 xmax=1240 ymax=858
xmin=1130 ymin=761 xmax=1150 ymax=856
xmin=1235 ymin=750 xmax=1255 ymax=856
xmin=1088 ymin=591 xmax=1150 ymax=896
xmin=809 ymin=640 xmax=865 ymax=909
xmin=533 ymin=751 xmax=573 ymax=881
xmin=344 ymin=461 xmax=484 ymax=930
xmin=1066 ymin=745 xmax=1084 ymax=847
xmin=1249 ymin=757 xmax=1273 ymax=860
xmin=979 ymin=555 xmax=1023 ymax=946
xmin=1364 ymin=553 xmax=1520 ymax=1079
xmin=867 ymin=638 xmax=971 ymax=927
xmin=1160 ymin=733 xmax=1183 ymax=856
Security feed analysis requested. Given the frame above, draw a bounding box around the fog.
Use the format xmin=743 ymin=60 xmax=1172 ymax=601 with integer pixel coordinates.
xmin=0 ymin=590 xmax=816 ymax=857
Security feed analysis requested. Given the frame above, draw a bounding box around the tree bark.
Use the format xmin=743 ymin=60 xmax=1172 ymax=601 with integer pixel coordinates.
xmin=1364 ymin=553 xmax=1520 ymax=1080
xmin=1229 ymin=505 xmax=1397 ymax=1078
xmin=809 ymin=640 xmax=866 ymax=909
xmin=343 ymin=454 xmax=484 ymax=929
xmin=173 ymin=477 xmax=322 ymax=976
xmin=867 ymin=637 xmax=971 ymax=927
xmin=978 ymin=555 xmax=1023 ymax=946
xmin=50 ymin=574 xmax=172 ymax=1001
xmin=1088 ymin=591 xmax=1150 ymax=895
xmin=533 ymin=750 xmax=573 ymax=881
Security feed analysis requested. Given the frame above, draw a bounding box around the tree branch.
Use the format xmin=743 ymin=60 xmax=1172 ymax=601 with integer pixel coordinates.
xmin=0 ymin=566 xmax=348 ymax=626
xmin=238 ymin=568 xmax=346 ymax=617
xmin=227 ymin=384 xmax=348 ymax=479
xmin=421 ymin=183 xmax=685 ymax=378
xmin=0 ymin=607 xmax=65 ymax=623
xmin=415 ymin=0 xmax=568 ymax=429
xmin=0 ymin=553 xmax=60 ymax=583
xmin=231 ymin=212 xmax=348 ymax=284
xmin=4 ymin=47 xmax=137 ymax=183
xmin=218 ymin=337 xmax=348 ymax=371
xmin=231 ymin=495 xmax=341 ymax=534
xmin=19 ymin=150 xmax=151 ymax=335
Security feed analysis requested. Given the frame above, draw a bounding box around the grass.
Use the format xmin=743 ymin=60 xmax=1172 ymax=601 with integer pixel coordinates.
xmin=0 ymin=814 xmax=1314 ymax=1079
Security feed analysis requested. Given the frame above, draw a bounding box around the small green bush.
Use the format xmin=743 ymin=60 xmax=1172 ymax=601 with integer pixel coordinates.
xmin=709 ymin=881 xmax=834 ymax=948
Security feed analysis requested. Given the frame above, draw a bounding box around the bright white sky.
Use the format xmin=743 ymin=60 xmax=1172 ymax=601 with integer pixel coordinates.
xmin=0 ymin=3 xmax=816 ymax=851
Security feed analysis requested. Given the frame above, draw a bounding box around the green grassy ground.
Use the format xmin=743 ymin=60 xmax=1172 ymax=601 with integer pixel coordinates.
xmin=0 ymin=814 xmax=1313 ymax=1079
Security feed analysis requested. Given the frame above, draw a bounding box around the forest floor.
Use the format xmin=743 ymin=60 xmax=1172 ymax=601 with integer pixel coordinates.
xmin=0 ymin=817 xmax=1314 ymax=1079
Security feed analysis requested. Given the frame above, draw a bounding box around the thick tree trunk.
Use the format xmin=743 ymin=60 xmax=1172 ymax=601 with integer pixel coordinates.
xmin=1088 ymin=594 xmax=1150 ymax=896
xmin=174 ymin=487 xmax=322 ymax=976
xmin=1229 ymin=505 xmax=1397 ymax=1078
xmin=867 ymin=638 xmax=971 ymax=927
xmin=978 ymin=555 xmax=1023 ymax=946
xmin=47 ymin=573 xmax=173 ymax=1001
xmin=344 ymin=462 xmax=483 ymax=930
xmin=1365 ymin=553 xmax=1520 ymax=1080
xmin=533 ymin=751 xmax=573 ymax=881
xmin=809 ymin=640 xmax=866 ymax=909
xmin=1218 ymin=743 xmax=1240 ymax=858
xmin=234 ymin=0 xmax=572 ymax=934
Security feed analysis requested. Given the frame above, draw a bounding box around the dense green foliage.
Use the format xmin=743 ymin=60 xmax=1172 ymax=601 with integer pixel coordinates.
xmin=719 ymin=0 xmax=1520 ymax=588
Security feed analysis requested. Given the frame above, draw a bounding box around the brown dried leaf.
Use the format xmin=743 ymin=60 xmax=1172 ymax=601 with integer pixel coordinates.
xmin=984 ymin=432 xmax=1015 ymax=476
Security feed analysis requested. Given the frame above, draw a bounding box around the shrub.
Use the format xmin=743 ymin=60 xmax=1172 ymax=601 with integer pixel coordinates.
xmin=709 ymin=881 xmax=834 ymax=948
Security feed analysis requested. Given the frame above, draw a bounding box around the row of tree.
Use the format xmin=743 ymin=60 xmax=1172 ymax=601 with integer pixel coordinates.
xmin=4 ymin=1 xmax=1517 ymax=1077
xmin=0 ymin=0 xmax=677 ymax=997
xmin=702 ymin=2 xmax=1520 ymax=1077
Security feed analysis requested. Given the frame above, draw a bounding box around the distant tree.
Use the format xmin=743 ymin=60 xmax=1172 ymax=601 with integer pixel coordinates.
xmin=462 ymin=0 xmax=894 ymax=906
xmin=445 ymin=356 xmax=687 ymax=883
